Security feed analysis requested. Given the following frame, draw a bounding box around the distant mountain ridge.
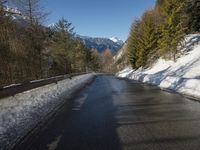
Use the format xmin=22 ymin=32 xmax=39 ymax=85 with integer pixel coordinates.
xmin=77 ymin=35 xmax=124 ymax=54
xmin=4 ymin=6 xmax=124 ymax=54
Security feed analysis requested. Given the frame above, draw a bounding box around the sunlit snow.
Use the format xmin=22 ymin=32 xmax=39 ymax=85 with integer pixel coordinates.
xmin=117 ymin=34 xmax=200 ymax=99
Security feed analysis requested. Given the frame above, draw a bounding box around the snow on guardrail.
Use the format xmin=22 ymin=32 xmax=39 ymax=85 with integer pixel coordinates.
xmin=0 ymin=72 xmax=90 ymax=99
xmin=0 ymin=73 xmax=95 ymax=150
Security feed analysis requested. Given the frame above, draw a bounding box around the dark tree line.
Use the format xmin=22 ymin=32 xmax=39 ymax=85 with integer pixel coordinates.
xmin=0 ymin=0 xmax=99 ymax=86
xmin=186 ymin=0 xmax=200 ymax=33
xmin=128 ymin=0 xmax=200 ymax=69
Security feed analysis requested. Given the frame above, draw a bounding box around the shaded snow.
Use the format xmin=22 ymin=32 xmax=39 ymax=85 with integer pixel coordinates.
xmin=116 ymin=66 xmax=134 ymax=78
xmin=113 ymin=42 xmax=127 ymax=62
xmin=0 ymin=73 xmax=95 ymax=149
xmin=117 ymin=34 xmax=200 ymax=99
xmin=114 ymin=50 xmax=123 ymax=60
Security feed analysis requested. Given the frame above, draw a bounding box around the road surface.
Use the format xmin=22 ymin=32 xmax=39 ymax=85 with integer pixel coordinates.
xmin=13 ymin=75 xmax=200 ymax=150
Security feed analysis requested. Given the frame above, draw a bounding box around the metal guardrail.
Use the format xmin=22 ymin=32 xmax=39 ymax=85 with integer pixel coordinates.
xmin=0 ymin=72 xmax=89 ymax=99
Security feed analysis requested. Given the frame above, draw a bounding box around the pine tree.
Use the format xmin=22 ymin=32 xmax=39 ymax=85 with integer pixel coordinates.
xmin=73 ymin=40 xmax=92 ymax=72
xmin=127 ymin=9 xmax=159 ymax=69
xmin=136 ymin=10 xmax=159 ymax=67
xmin=186 ymin=0 xmax=200 ymax=33
xmin=50 ymin=18 xmax=75 ymax=74
xmin=127 ymin=20 xmax=141 ymax=68
xmin=82 ymin=44 xmax=93 ymax=71
xmin=158 ymin=0 xmax=186 ymax=61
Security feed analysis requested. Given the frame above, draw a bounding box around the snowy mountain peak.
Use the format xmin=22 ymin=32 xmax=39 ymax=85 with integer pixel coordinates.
xmin=110 ymin=37 xmax=124 ymax=45
xmin=77 ymin=35 xmax=124 ymax=54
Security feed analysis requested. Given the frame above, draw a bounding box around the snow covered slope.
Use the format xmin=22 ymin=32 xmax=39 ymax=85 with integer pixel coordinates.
xmin=0 ymin=73 xmax=95 ymax=150
xmin=117 ymin=34 xmax=200 ymax=99
xmin=113 ymin=42 xmax=127 ymax=61
xmin=113 ymin=42 xmax=129 ymax=71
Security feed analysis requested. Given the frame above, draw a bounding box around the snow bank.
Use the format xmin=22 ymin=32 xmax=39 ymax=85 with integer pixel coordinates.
xmin=0 ymin=73 xmax=95 ymax=149
xmin=116 ymin=66 xmax=134 ymax=78
xmin=117 ymin=34 xmax=200 ymax=99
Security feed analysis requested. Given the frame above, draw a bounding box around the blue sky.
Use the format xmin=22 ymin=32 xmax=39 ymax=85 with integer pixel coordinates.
xmin=45 ymin=0 xmax=156 ymax=41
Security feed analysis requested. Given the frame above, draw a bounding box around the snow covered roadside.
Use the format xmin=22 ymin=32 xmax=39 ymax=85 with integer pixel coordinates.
xmin=116 ymin=34 xmax=200 ymax=100
xmin=0 ymin=73 xmax=95 ymax=150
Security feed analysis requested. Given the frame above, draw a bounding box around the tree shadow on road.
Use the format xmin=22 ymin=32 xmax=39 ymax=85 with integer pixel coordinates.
xmin=54 ymin=76 xmax=122 ymax=150
xmin=14 ymin=76 xmax=122 ymax=150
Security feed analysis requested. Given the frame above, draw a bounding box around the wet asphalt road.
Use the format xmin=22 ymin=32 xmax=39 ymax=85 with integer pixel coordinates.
xmin=13 ymin=75 xmax=200 ymax=150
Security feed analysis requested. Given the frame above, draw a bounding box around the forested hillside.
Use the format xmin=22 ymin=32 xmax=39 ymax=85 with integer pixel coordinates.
xmin=116 ymin=0 xmax=200 ymax=99
xmin=1 ymin=0 xmax=199 ymax=86
xmin=127 ymin=0 xmax=200 ymax=69
xmin=0 ymin=0 xmax=115 ymax=86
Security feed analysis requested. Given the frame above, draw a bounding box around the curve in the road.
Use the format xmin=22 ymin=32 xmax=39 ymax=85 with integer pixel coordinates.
xmin=13 ymin=75 xmax=200 ymax=150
